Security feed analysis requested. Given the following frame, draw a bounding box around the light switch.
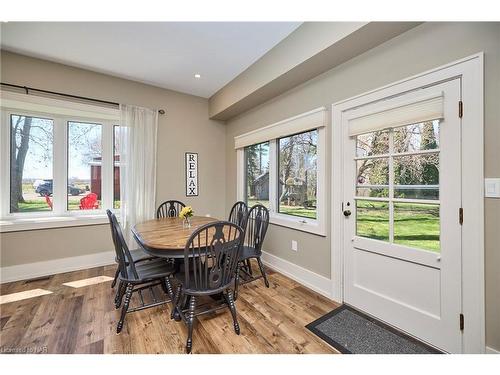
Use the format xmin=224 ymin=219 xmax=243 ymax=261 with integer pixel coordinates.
xmin=291 ymin=240 xmax=298 ymax=252
xmin=485 ymin=178 xmax=500 ymax=198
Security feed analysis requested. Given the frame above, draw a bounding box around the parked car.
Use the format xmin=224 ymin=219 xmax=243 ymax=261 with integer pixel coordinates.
xmin=35 ymin=180 xmax=84 ymax=196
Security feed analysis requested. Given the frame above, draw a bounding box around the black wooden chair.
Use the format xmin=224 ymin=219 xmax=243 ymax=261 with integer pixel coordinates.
xmin=234 ymin=204 xmax=270 ymax=300
xmin=107 ymin=214 xmax=154 ymax=289
xmin=228 ymin=201 xmax=248 ymax=229
xmin=106 ymin=210 xmax=176 ymax=334
xmin=228 ymin=201 xmax=251 ymax=280
xmin=172 ymin=221 xmax=243 ymax=353
xmin=156 ymin=200 xmax=186 ymax=218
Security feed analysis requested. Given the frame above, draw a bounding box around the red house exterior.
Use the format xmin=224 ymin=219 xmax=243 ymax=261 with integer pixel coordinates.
xmin=90 ymin=155 xmax=120 ymax=200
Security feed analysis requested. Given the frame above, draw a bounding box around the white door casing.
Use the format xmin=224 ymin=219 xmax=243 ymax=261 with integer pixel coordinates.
xmin=331 ymin=53 xmax=484 ymax=354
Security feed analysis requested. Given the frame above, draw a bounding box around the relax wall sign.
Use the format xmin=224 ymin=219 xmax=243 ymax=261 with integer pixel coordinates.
xmin=185 ymin=152 xmax=199 ymax=196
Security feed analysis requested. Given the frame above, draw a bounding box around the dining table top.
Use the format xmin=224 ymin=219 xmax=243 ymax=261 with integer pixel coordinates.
xmin=132 ymin=216 xmax=219 ymax=256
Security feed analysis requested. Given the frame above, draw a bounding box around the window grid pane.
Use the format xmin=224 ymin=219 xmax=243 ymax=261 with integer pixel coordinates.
xmin=393 ymin=202 xmax=440 ymax=252
xmin=356 ymin=200 xmax=390 ymax=241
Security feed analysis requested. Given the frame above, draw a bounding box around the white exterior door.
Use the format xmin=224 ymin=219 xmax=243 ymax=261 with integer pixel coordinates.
xmin=342 ymin=79 xmax=462 ymax=353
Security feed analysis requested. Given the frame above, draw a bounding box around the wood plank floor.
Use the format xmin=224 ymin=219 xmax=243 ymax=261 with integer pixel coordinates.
xmin=0 ymin=261 xmax=340 ymax=354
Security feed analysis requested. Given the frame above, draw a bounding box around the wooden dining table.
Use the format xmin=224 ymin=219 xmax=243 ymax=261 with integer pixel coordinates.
xmin=132 ymin=215 xmax=227 ymax=320
xmin=132 ymin=215 xmax=219 ymax=258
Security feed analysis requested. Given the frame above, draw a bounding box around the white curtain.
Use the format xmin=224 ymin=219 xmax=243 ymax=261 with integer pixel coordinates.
xmin=119 ymin=104 xmax=158 ymax=242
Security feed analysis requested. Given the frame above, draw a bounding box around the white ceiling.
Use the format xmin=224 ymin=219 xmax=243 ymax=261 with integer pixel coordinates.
xmin=0 ymin=22 xmax=301 ymax=98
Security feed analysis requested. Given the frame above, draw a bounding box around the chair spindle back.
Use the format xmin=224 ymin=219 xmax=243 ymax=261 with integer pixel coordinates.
xmin=228 ymin=201 xmax=248 ymax=229
xmin=244 ymin=204 xmax=270 ymax=255
xmin=106 ymin=209 xmax=139 ymax=280
xmin=184 ymin=221 xmax=243 ymax=292
xmin=156 ymin=200 xmax=186 ymax=218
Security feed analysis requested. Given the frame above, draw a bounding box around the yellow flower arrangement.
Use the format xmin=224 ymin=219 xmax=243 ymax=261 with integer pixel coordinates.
xmin=179 ymin=206 xmax=194 ymax=219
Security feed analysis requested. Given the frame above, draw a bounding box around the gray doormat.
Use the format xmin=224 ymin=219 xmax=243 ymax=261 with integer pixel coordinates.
xmin=306 ymin=305 xmax=442 ymax=354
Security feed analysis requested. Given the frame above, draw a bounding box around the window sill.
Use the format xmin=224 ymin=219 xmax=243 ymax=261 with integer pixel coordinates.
xmin=269 ymin=213 xmax=326 ymax=237
xmin=0 ymin=214 xmax=110 ymax=233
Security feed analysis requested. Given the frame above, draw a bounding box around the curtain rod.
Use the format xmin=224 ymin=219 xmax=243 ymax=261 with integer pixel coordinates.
xmin=0 ymin=82 xmax=166 ymax=115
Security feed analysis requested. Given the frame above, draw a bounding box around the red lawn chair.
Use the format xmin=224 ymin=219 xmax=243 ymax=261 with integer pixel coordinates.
xmin=79 ymin=193 xmax=100 ymax=210
xmin=44 ymin=195 xmax=53 ymax=209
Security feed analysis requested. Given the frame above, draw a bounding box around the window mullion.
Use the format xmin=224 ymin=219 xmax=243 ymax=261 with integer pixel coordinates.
xmin=0 ymin=111 xmax=9 ymax=217
xmin=236 ymin=149 xmax=245 ymax=202
xmin=316 ymin=127 xmax=326 ymax=232
xmin=52 ymin=117 xmax=67 ymax=215
xmin=389 ymin=129 xmax=394 ymax=243
xmin=101 ymin=121 xmax=113 ymax=210
xmin=268 ymin=139 xmax=277 ymax=213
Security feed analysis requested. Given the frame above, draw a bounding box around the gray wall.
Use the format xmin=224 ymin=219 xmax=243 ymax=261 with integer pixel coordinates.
xmin=224 ymin=22 xmax=500 ymax=350
xmin=0 ymin=51 xmax=226 ymax=266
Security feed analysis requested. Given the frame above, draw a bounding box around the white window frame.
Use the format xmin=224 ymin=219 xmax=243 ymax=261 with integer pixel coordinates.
xmin=0 ymin=91 xmax=120 ymax=232
xmin=236 ymin=108 xmax=327 ymax=236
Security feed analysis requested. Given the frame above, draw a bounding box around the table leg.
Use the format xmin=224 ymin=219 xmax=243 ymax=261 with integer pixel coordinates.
xmin=172 ymin=259 xmax=185 ymax=321
xmin=173 ymin=293 xmax=189 ymax=321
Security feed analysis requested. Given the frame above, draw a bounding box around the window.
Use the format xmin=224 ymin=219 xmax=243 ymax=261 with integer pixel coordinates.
xmin=67 ymin=121 xmax=102 ymax=210
xmin=1 ymin=92 xmax=120 ymax=231
xmin=9 ymin=114 xmax=54 ymax=213
xmin=245 ymin=141 xmax=270 ymax=208
xmin=278 ymin=130 xmax=318 ymax=219
xmin=237 ymin=108 xmax=326 ymax=236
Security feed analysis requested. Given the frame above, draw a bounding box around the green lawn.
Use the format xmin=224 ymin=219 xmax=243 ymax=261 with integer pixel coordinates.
xmin=356 ymin=201 xmax=390 ymax=241
xmin=356 ymin=200 xmax=440 ymax=252
xmin=17 ymin=200 xmax=53 ymax=212
xmin=247 ymin=199 xmax=317 ymax=219
xmin=15 ymin=198 xmax=119 ymax=212
xmin=279 ymin=206 xmax=316 ymax=219
xmin=17 ymin=199 xmax=84 ymax=212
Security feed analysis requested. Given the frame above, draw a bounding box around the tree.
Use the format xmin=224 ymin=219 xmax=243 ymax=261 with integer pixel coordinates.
xmin=10 ymin=116 xmax=33 ymax=211
xmin=279 ymin=131 xmax=317 ymax=204
xmin=420 ymin=122 xmax=439 ymax=196
xmin=279 ymin=136 xmax=296 ymax=202
xmin=388 ymin=122 xmax=439 ymax=198
xmin=356 ymin=131 xmax=389 ymax=197
xmin=9 ymin=115 xmax=56 ymax=212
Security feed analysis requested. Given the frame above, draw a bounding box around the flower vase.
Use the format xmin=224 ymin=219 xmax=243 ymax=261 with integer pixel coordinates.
xmin=183 ymin=217 xmax=191 ymax=228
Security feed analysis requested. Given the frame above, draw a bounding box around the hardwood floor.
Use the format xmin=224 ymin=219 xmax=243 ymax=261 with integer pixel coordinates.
xmin=0 ymin=262 xmax=340 ymax=354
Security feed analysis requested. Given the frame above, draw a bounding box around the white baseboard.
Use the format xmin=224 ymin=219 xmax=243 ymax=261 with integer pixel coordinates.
xmin=0 ymin=251 xmax=115 ymax=284
xmin=486 ymin=346 xmax=500 ymax=354
xmin=261 ymin=250 xmax=332 ymax=299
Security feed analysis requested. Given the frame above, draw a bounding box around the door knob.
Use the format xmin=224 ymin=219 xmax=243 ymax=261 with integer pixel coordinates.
xmin=343 ymin=210 xmax=351 ymax=217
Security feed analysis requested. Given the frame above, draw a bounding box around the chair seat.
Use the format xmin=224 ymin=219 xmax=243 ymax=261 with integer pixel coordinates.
xmin=238 ymin=245 xmax=261 ymax=261
xmin=126 ymin=258 xmax=175 ymax=282
xmin=115 ymin=248 xmax=153 ymax=264
xmin=174 ymin=270 xmax=233 ymax=295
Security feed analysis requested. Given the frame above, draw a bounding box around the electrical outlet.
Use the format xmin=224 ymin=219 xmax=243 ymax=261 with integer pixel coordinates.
xmin=291 ymin=240 xmax=298 ymax=252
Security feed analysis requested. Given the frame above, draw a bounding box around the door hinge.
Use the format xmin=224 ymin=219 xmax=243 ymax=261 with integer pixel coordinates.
xmin=459 ymin=207 xmax=464 ymax=225
xmin=460 ymin=313 xmax=464 ymax=331
xmin=459 ymin=100 xmax=463 ymax=118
